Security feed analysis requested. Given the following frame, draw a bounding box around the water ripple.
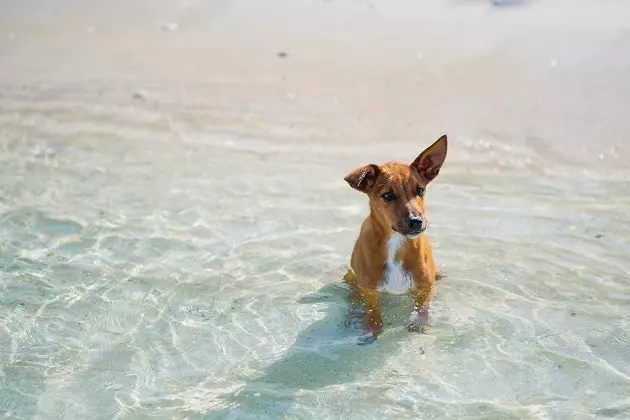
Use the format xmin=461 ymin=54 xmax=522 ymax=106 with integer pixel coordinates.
xmin=0 ymin=83 xmax=629 ymax=419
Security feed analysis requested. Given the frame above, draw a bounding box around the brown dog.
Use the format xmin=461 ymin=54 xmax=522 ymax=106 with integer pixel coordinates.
xmin=343 ymin=135 xmax=447 ymax=344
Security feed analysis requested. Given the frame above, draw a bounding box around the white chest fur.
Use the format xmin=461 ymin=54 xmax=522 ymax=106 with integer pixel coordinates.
xmin=378 ymin=232 xmax=413 ymax=294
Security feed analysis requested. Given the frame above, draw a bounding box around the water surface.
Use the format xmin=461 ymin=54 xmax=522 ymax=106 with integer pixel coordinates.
xmin=1 ymin=1 xmax=630 ymax=419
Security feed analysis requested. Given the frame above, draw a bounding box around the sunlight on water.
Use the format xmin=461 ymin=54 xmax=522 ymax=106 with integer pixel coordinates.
xmin=1 ymin=84 xmax=629 ymax=419
xmin=1 ymin=0 xmax=630 ymax=419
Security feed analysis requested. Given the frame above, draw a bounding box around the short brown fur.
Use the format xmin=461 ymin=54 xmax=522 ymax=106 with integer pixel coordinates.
xmin=343 ymin=135 xmax=448 ymax=343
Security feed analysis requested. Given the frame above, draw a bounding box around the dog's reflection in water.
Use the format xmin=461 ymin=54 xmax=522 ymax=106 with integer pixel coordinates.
xmin=209 ymin=280 xmax=424 ymax=419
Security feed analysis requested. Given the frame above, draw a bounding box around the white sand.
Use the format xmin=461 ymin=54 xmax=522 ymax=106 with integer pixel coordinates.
xmin=2 ymin=0 xmax=629 ymax=171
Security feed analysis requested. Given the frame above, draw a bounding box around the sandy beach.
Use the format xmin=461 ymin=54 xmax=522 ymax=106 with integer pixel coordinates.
xmin=2 ymin=0 xmax=630 ymax=169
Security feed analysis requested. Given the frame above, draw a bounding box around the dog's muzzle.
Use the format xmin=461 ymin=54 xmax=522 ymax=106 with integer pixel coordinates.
xmin=404 ymin=216 xmax=426 ymax=237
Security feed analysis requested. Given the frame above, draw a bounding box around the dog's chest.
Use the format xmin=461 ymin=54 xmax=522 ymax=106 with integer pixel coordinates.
xmin=378 ymin=233 xmax=414 ymax=294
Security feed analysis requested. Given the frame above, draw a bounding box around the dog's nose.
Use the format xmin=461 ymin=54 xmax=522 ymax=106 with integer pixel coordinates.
xmin=406 ymin=216 xmax=423 ymax=232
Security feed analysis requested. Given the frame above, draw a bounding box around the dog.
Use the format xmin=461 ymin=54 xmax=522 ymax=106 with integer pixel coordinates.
xmin=343 ymin=134 xmax=447 ymax=344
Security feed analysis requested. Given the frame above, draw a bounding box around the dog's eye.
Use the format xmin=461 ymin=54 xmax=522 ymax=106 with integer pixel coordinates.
xmin=381 ymin=192 xmax=397 ymax=202
xmin=415 ymin=187 xmax=425 ymax=197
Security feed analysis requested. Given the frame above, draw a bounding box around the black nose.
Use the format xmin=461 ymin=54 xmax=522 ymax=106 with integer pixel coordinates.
xmin=406 ymin=216 xmax=423 ymax=232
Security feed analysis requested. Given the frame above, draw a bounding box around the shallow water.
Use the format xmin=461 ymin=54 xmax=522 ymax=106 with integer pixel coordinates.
xmin=2 ymin=0 xmax=630 ymax=419
xmin=1 ymin=83 xmax=630 ymax=420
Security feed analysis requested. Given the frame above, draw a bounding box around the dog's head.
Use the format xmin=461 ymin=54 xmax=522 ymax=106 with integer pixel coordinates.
xmin=344 ymin=135 xmax=447 ymax=238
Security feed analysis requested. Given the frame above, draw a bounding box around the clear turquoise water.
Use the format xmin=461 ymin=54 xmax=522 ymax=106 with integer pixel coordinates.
xmin=3 ymin=0 xmax=630 ymax=416
xmin=1 ymin=84 xmax=629 ymax=419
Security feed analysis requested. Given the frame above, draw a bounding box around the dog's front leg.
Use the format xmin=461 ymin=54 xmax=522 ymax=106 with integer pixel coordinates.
xmin=408 ymin=283 xmax=432 ymax=333
xmin=357 ymin=288 xmax=382 ymax=345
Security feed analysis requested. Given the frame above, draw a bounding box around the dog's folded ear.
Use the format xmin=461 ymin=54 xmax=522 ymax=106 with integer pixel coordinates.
xmin=411 ymin=134 xmax=448 ymax=183
xmin=344 ymin=164 xmax=380 ymax=193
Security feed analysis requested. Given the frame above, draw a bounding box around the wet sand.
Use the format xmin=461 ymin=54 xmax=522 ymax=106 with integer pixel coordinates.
xmin=2 ymin=0 xmax=630 ymax=170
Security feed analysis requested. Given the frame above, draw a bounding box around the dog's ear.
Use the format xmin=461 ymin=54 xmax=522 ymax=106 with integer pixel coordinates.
xmin=411 ymin=134 xmax=447 ymax=183
xmin=344 ymin=164 xmax=380 ymax=193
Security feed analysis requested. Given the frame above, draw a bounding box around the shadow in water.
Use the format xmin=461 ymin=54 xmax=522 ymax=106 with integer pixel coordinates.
xmin=207 ymin=279 xmax=420 ymax=419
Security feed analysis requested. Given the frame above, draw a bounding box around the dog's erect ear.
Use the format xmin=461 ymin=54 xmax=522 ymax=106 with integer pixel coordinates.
xmin=344 ymin=164 xmax=380 ymax=193
xmin=411 ymin=134 xmax=448 ymax=183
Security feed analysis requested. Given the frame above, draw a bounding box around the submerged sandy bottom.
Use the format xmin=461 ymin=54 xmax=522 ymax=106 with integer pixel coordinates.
xmin=1 ymin=0 xmax=630 ymax=419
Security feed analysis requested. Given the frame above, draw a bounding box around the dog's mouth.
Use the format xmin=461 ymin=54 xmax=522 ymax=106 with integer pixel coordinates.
xmin=392 ymin=226 xmax=426 ymax=239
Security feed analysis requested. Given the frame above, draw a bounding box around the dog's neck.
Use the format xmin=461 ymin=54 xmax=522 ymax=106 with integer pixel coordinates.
xmin=386 ymin=230 xmax=408 ymax=264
